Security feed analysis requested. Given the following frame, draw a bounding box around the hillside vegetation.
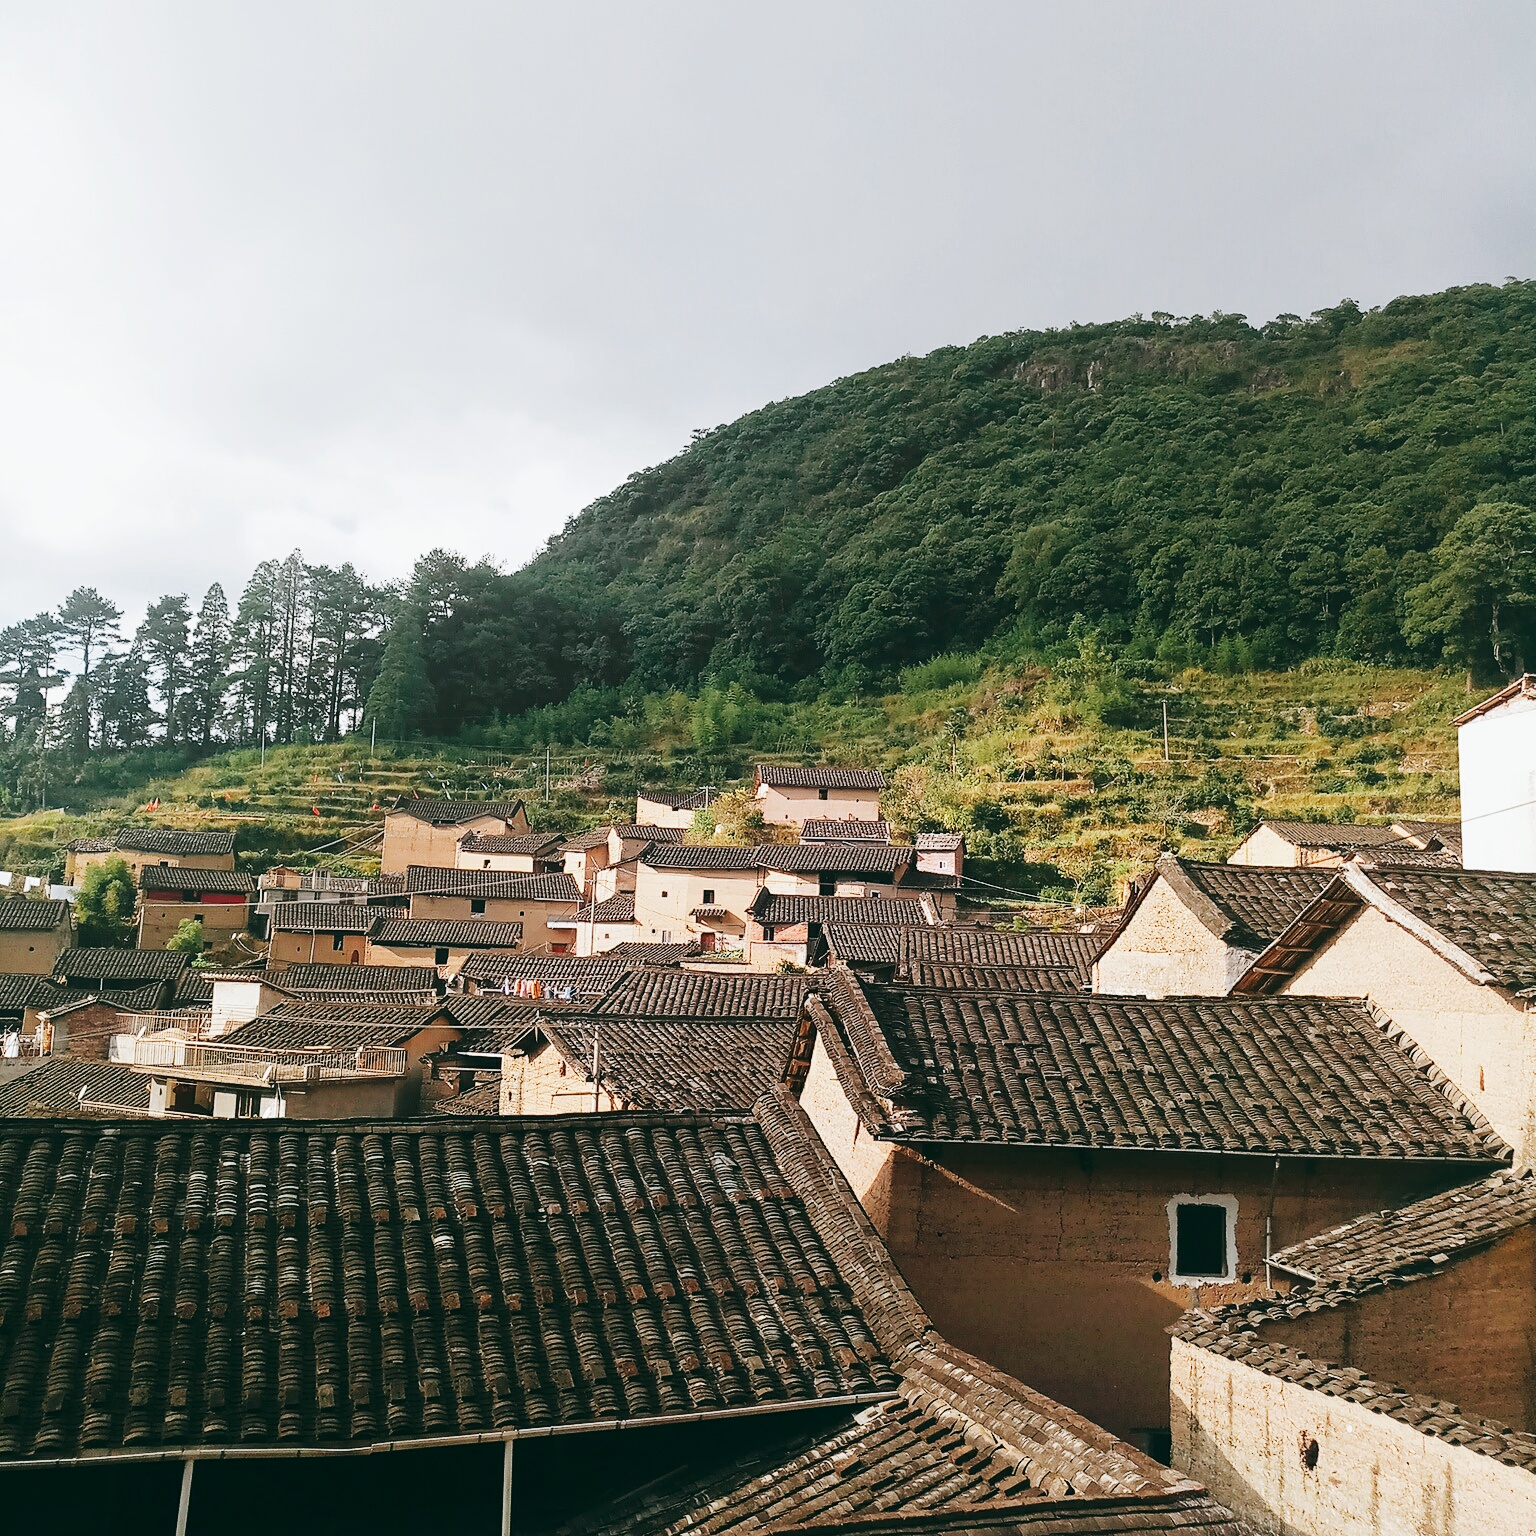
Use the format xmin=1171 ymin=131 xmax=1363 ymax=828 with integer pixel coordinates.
xmin=0 ymin=656 xmax=1466 ymax=914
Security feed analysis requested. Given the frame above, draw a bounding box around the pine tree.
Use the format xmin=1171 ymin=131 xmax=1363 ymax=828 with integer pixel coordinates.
xmin=186 ymin=584 xmax=231 ymax=747
xmin=364 ymin=605 xmax=434 ymax=739
xmin=137 ymin=595 xmax=193 ymax=742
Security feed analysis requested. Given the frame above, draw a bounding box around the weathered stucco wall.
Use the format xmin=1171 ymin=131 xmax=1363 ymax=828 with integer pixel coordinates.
xmin=1172 ymin=1337 xmax=1536 ymax=1536
xmin=1284 ymin=905 xmax=1536 ymax=1163
xmin=1093 ymin=878 xmax=1249 ymax=997
xmin=1268 ymin=1228 xmax=1536 ymax=1432
xmin=406 ymin=893 xmax=573 ymax=952
xmin=0 ymin=924 xmax=70 ymax=976
xmin=380 ymin=809 xmax=526 ymax=875
xmin=755 ymin=784 xmax=882 ymax=825
xmin=500 ymin=1040 xmax=619 ymax=1114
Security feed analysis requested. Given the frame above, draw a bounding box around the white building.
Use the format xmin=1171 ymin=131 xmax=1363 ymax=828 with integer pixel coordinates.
xmin=1457 ymin=675 xmax=1536 ymax=874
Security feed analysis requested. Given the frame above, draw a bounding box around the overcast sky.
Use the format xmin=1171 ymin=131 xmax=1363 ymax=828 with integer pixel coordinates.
xmin=1 ymin=2 xmax=1533 ymax=630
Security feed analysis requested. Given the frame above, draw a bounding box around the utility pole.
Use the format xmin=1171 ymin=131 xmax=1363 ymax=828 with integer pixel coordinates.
xmin=545 ymin=747 xmax=551 ymax=802
xmin=371 ymin=719 xmax=376 ymax=755
xmin=1162 ymin=700 xmax=1170 ymax=763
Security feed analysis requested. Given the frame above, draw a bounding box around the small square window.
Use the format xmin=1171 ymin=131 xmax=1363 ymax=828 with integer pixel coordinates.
xmin=332 ymin=933 xmax=345 ymax=951
xmin=817 ymin=788 xmax=829 ymax=800
xmin=471 ymin=899 xmax=486 ymax=915
xmin=434 ymin=946 xmax=450 ymax=965
xmin=1170 ymin=1198 xmax=1234 ymax=1283
xmin=702 ymin=889 xmax=715 ymax=905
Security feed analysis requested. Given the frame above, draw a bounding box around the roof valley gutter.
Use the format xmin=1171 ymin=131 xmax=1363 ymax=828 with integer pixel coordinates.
xmin=0 ymin=1390 xmax=896 ymax=1471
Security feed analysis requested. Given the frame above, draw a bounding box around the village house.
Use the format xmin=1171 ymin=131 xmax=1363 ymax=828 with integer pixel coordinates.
xmin=800 ymin=818 xmax=894 ymax=843
xmin=789 ymin=970 xmax=1508 ymax=1445
xmin=31 ymin=989 xmax=187 ymax=1059
xmin=0 ymin=1056 xmax=151 ymax=1116
xmin=561 ymin=824 xmax=684 ymax=901
xmin=745 ymin=892 xmax=936 ymax=970
xmin=276 ymin=961 xmax=440 ymax=1002
xmin=568 ymin=890 xmax=642 ymax=954
xmin=253 ymin=869 xmax=407 ymax=933
xmin=453 ymin=830 xmax=563 ymax=871
xmin=0 ymin=896 xmax=73 ymax=975
xmin=1226 ymin=818 xmax=1461 ymax=868
xmin=266 ymin=900 xmax=380 ymax=967
xmin=632 ymin=842 xmax=928 ymax=952
xmin=1457 ymin=673 xmax=1536 ymax=872
xmin=366 ymin=916 xmax=525 ymax=976
xmin=136 ymin=864 xmax=255 ymax=951
xmin=1232 ymin=863 xmax=1536 ymax=1165
xmin=754 ymin=764 xmax=886 ymax=825
xmin=454 ymin=951 xmax=630 ymax=1003
xmin=54 ymin=945 xmax=189 ymax=1000
xmin=827 ymin=923 xmax=1099 ymax=990
xmin=1092 ymin=857 xmax=1334 ymax=997
xmin=915 ymin=830 xmax=966 ymax=882
xmin=0 ymin=1093 xmax=1069 ymax=1536
xmin=62 ymin=826 xmax=237 ymax=884
xmin=378 ymin=797 xmax=528 ymax=874
xmin=403 ymin=866 xmax=580 ymax=952
xmin=1173 ymin=1168 xmax=1536 ymax=1536
xmin=633 ymin=785 xmax=715 ymax=828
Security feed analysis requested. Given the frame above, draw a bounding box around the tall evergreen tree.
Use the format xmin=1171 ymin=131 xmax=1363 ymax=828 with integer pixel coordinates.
xmin=185 ymin=584 xmax=231 ymax=747
xmin=137 ymin=595 xmax=193 ymax=742
xmin=364 ymin=604 xmax=434 ymax=739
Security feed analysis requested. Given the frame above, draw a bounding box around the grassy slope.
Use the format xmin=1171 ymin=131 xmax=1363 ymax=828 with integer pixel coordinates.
xmin=0 ymin=661 xmax=1466 ymax=909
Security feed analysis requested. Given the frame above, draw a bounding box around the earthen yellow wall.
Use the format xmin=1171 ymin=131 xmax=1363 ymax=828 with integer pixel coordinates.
xmin=1266 ymin=1228 xmax=1536 ymax=1432
xmin=1172 ymin=1338 xmax=1536 ymax=1536
xmin=632 ymin=865 xmax=760 ymax=941
xmin=364 ymin=940 xmax=521 ymax=976
xmin=499 ymin=1042 xmax=621 ymax=1113
xmin=137 ymin=899 xmax=248 ymax=951
xmin=634 ymin=796 xmax=698 ymax=830
xmin=68 ymin=848 xmax=236 ymax=882
xmin=1092 ymin=878 xmax=1250 ymax=997
xmin=1283 ymin=906 xmax=1536 ymax=1163
xmin=381 ymin=809 xmax=527 ymax=875
xmin=798 ymin=1035 xmax=1480 ymax=1437
xmin=405 ymin=893 xmax=574 ymax=952
xmin=0 ymin=922 xmax=71 ymax=975
xmin=267 ymin=930 xmax=370 ymax=967
xmin=756 ymin=783 xmax=881 ymax=825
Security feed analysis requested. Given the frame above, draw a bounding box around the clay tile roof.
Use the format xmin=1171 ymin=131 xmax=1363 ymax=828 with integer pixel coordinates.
xmin=755 ymin=844 xmax=913 ymax=876
xmin=563 ymin=827 xmax=615 ymax=852
xmin=540 ymin=1013 xmax=799 ymax=1111
xmin=55 ymin=948 xmax=190 ymax=983
xmin=902 ymin=927 xmax=1101 ymax=981
xmin=585 ymin=892 xmax=635 ymax=923
xmin=755 ymin=766 xmax=886 ymax=791
xmin=136 ymin=866 xmax=255 ymax=894
xmin=1174 ymin=1168 xmax=1536 ymax=1474
xmin=0 ymin=898 xmax=70 ymax=933
xmin=814 ymin=972 xmax=1510 ymax=1160
xmin=278 ymin=963 xmax=440 ymax=994
xmin=1153 ymin=857 xmax=1335 ymax=949
xmin=824 ymin=925 xmax=907 ymax=967
xmin=1357 ymin=867 xmax=1536 ymax=992
xmin=455 ymin=831 xmax=563 ymax=855
xmin=596 ymin=969 xmax=811 ymax=1020
xmin=0 ymin=1059 xmax=151 ymax=1116
xmin=609 ymin=825 xmax=686 ymax=843
xmin=636 ymin=787 xmax=714 ymax=810
xmin=554 ymin=1335 xmax=1230 ymax=1536
xmin=604 ymin=943 xmax=697 ymax=964
xmin=110 ymin=827 xmax=238 ymax=856
xmin=903 ymin=962 xmax=1086 ymax=992
xmin=268 ymin=903 xmax=379 ymax=935
xmin=1453 ymin=673 xmax=1536 ymax=726
xmin=222 ymin=1001 xmax=451 ymax=1049
xmin=0 ymin=1096 xmax=904 ymax=1461
xmin=0 ymin=975 xmax=71 ymax=1013
xmin=371 ymin=918 xmax=525 ymax=949
xmin=1257 ymin=820 xmax=1406 ymax=850
xmin=1269 ymin=1167 xmax=1536 ymax=1285
xmin=640 ymin=845 xmax=763 ymax=871
xmin=171 ymin=969 xmax=216 ymax=1005
xmin=455 ymin=954 xmax=630 ymax=993
xmin=799 ymin=819 xmax=893 ymax=843
xmin=390 ymin=799 xmax=526 ymax=825
xmin=403 ymin=867 xmax=580 ymax=902
xmin=749 ymin=894 xmax=931 ymax=928
xmin=63 ymin=837 xmax=116 ymax=854
xmin=915 ymin=832 xmax=965 ymax=851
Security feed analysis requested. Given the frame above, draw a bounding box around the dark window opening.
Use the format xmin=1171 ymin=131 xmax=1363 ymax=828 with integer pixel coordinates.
xmin=1175 ymin=1202 xmax=1229 ymax=1278
xmin=1301 ymin=1437 xmax=1320 ymax=1470
xmin=332 ymin=932 xmax=345 ymax=951
xmin=761 ymin=926 xmax=775 ymax=942
xmin=471 ymin=899 xmax=486 ymax=915
xmin=817 ymin=788 xmax=828 ymax=800
xmin=702 ymin=889 xmax=715 ymax=905
xmin=819 ymin=876 xmax=836 ymax=896
xmin=434 ymin=946 xmax=450 ymax=965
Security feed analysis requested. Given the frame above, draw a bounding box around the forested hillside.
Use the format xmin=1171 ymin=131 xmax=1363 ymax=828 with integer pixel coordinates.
xmin=0 ymin=279 xmax=1533 ymax=817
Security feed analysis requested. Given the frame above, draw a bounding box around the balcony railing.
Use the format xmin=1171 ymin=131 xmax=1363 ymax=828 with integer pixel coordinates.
xmin=128 ymin=1037 xmax=407 ymax=1082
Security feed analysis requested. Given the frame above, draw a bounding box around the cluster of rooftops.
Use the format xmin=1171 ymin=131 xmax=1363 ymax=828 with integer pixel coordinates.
xmin=4 ymin=700 xmax=1536 ymax=1533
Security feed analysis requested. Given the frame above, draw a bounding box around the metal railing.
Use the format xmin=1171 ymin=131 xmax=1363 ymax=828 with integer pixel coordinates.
xmin=128 ymin=1037 xmax=407 ymax=1082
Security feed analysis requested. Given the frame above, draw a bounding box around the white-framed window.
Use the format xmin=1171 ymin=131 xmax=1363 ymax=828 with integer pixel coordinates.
xmin=1166 ymin=1194 xmax=1237 ymax=1286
